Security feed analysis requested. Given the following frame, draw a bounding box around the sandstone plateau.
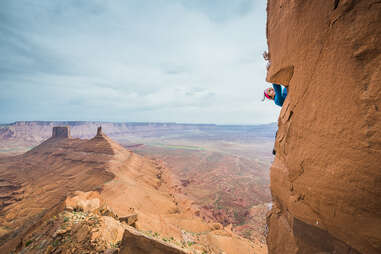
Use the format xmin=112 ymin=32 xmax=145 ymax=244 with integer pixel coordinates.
xmin=266 ymin=0 xmax=381 ymax=253
xmin=0 ymin=126 xmax=266 ymax=253
xmin=0 ymin=121 xmax=275 ymax=245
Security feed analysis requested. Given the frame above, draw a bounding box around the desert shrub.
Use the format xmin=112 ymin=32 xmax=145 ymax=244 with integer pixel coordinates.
xmin=25 ymin=240 xmax=33 ymax=247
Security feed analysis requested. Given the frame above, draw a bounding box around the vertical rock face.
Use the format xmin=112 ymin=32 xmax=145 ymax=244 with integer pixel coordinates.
xmin=52 ymin=126 xmax=70 ymax=138
xmin=266 ymin=1 xmax=381 ymax=254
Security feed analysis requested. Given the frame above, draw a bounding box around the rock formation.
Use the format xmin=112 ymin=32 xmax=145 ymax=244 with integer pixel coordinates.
xmin=265 ymin=0 xmax=381 ymax=253
xmin=97 ymin=126 xmax=103 ymax=136
xmin=52 ymin=126 xmax=70 ymax=138
xmin=0 ymin=128 xmax=115 ymax=252
xmin=0 ymin=127 xmax=265 ymax=254
xmin=119 ymin=228 xmax=188 ymax=254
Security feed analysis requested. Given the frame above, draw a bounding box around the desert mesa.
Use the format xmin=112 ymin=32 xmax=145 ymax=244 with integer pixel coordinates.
xmin=0 ymin=126 xmax=267 ymax=254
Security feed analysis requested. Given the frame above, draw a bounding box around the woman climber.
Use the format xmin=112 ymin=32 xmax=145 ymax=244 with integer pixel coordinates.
xmin=262 ymin=83 xmax=287 ymax=107
xmin=262 ymin=83 xmax=288 ymax=155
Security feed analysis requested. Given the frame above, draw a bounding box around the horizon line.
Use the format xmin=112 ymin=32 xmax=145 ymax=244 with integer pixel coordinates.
xmin=0 ymin=120 xmax=277 ymax=127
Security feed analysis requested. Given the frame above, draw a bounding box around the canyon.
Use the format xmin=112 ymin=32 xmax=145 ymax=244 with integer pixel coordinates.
xmin=1 ymin=1 xmax=378 ymax=253
xmin=0 ymin=121 xmax=275 ymax=245
xmin=0 ymin=125 xmax=270 ymax=253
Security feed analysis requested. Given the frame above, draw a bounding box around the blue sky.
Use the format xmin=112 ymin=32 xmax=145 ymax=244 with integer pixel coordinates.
xmin=0 ymin=0 xmax=280 ymax=124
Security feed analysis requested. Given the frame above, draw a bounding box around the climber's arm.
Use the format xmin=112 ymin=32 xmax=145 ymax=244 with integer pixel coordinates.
xmin=273 ymin=83 xmax=285 ymax=107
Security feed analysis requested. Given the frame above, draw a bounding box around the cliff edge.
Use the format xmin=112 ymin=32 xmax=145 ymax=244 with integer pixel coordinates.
xmin=266 ymin=1 xmax=381 ymax=254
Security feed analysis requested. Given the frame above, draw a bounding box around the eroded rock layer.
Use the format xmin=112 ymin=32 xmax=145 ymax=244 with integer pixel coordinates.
xmin=0 ymin=127 xmax=266 ymax=254
xmin=266 ymin=0 xmax=381 ymax=253
xmin=0 ymin=129 xmax=115 ymax=252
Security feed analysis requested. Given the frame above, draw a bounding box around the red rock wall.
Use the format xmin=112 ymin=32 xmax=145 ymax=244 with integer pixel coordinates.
xmin=265 ymin=0 xmax=381 ymax=253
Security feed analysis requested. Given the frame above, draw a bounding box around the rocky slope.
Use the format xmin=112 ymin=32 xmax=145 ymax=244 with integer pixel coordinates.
xmin=265 ymin=0 xmax=381 ymax=253
xmin=0 ymin=126 xmax=266 ymax=253
xmin=0 ymin=121 xmax=275 ymax=248
xmin=136 ymin=146 xmax=271 ymax=244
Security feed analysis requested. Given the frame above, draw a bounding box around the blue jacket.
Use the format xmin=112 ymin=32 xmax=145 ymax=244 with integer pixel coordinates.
xmin=273 ymin=83 xmax=287 ymax=107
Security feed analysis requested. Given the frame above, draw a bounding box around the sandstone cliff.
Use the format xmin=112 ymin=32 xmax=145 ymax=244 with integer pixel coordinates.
xmin=265 ymin=0 xmax=381 ymax=253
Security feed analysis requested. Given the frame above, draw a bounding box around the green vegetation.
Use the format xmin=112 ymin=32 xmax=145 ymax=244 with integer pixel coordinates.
xmin=110 ymin=241 xmax=121 ymax=248
xmin=243 ymin=230 xmax=251 ymax=239
xmin=214 ymin=195 xmax=223 ymax=209
xmin=233 ymin=210 xmax=246 ymax=226
xmin=63 ymin=235 xmax=72 ymax=243
xmin=25 ymin=240 xmax=33 ymax=247
xmin=52 ymin=239 xmax=60 ymax=247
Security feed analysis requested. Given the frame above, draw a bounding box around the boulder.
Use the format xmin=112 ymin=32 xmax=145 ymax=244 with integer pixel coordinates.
xmin=119 ymin=226 xmax=188 ymax=254
xmin=65 ymin=191 xmax=102 ymax=212
xmin=91 ymin=216 xmax=125 ymax=247
xmin=104 ymin=249 xmax=119 ymax=254
xmin=119 ymin=214 xmax=138 ymax=227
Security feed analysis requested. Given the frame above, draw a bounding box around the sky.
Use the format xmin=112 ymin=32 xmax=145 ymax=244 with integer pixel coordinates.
xmin=0 ymin=0 xmax=280 ymax=125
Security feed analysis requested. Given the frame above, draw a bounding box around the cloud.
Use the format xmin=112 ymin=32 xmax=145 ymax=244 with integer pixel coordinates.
xmin=0 ymin=0 xmax=280 ymax=124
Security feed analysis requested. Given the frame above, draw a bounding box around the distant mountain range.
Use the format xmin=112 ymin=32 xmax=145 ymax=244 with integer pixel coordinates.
xmin=0 ymin=121 xmax=277 ymax=155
